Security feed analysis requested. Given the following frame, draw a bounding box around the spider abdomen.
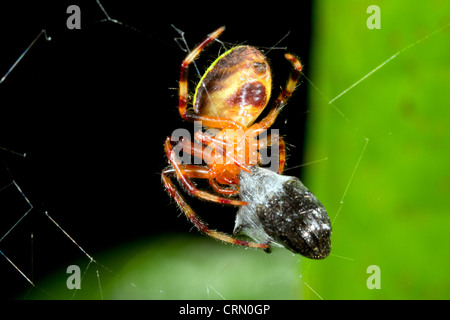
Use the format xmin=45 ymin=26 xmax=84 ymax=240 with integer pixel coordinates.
xmin=193 ymin=46 xmax=272 ymax=127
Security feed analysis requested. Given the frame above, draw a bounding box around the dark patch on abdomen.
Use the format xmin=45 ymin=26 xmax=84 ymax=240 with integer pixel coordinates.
xmin=227 ymin=81 xmax=267 ymax=107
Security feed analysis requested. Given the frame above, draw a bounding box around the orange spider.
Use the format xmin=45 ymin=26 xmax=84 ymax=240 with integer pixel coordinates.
xmin=161 ymin=27 xmax=303 ymax=251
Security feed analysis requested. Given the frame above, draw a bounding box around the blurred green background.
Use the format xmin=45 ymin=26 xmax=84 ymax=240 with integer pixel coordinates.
xmin=18 ymin=0 xmax=450 ymax=299
xmin=302 ymin=0 xmax=450 ymax=299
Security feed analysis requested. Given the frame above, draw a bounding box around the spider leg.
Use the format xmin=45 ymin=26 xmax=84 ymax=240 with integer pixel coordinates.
xmin=208 ymin=179 xmax=239 ymax=195
xmin=257 ymin=133 xmax=286 ymax=174
xmin=161 ymin=170 xmax=269 ymax=250
xmin=178 ymin=27 xmax=245 ymax=130
xmin=165 ymin=165 xmax=239 ymax=195
xmin=165 ymin=137 xmax=247 ymax=206
xmin=176 ymin=136 xmax=213 ymax=164
xmin=175 ymin=135 xmax=241 ymax=195
xmin=277 ymin=136 xmax=286 ymax=174
xmin=250 ymin=54 xmax=303 ymax=133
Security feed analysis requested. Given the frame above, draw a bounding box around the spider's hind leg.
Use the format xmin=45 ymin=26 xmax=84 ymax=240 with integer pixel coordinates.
xmin=161 ymin=169 xmax=269 ymax=250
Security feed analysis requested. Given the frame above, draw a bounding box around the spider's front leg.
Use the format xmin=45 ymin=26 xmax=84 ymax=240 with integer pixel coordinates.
xmin=161 ymin=166 xmax=270 ymax=251
xmin=164 ymin=137 xmax=246 ymax=206
xmin=256 ymin=133 xmax=286 ymax=174
xmin=250 ymin=54 xmax=303 ymax=132
xmin=178 ymin=27 xmax=244 ymax=130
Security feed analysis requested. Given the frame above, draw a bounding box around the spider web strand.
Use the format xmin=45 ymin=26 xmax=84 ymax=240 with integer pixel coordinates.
xmin=0 ymin=250 xmax=35 ymax=286
xmin=0 ymin=29 xmax=50 ymax=85
xmin=0 ymin=181 xmax=33 ymax=243
xmin=43 ymin=211 xmax=95 ymax=262
xmin=0 ymin=146 xmax=26 ymax=158
xmin=328 ymin=21 xmax=450 ymax=104
xmin=332 ymin=137 xmax=369 ymax=224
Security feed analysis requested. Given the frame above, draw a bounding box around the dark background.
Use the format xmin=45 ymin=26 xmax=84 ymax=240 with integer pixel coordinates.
xmin=0 ymin=0 xmax=312 ymax=298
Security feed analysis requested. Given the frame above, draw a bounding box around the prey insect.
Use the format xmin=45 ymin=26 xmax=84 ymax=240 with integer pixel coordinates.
xmin=235 ymin=166 xmax=331 ymax=259
xmin=161 ymin=27 xmax=331 ymax=259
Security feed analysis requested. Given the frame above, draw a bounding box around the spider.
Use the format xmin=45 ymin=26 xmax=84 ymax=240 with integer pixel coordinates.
xmin=161 ymin=26 xmax=303 ymax=252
